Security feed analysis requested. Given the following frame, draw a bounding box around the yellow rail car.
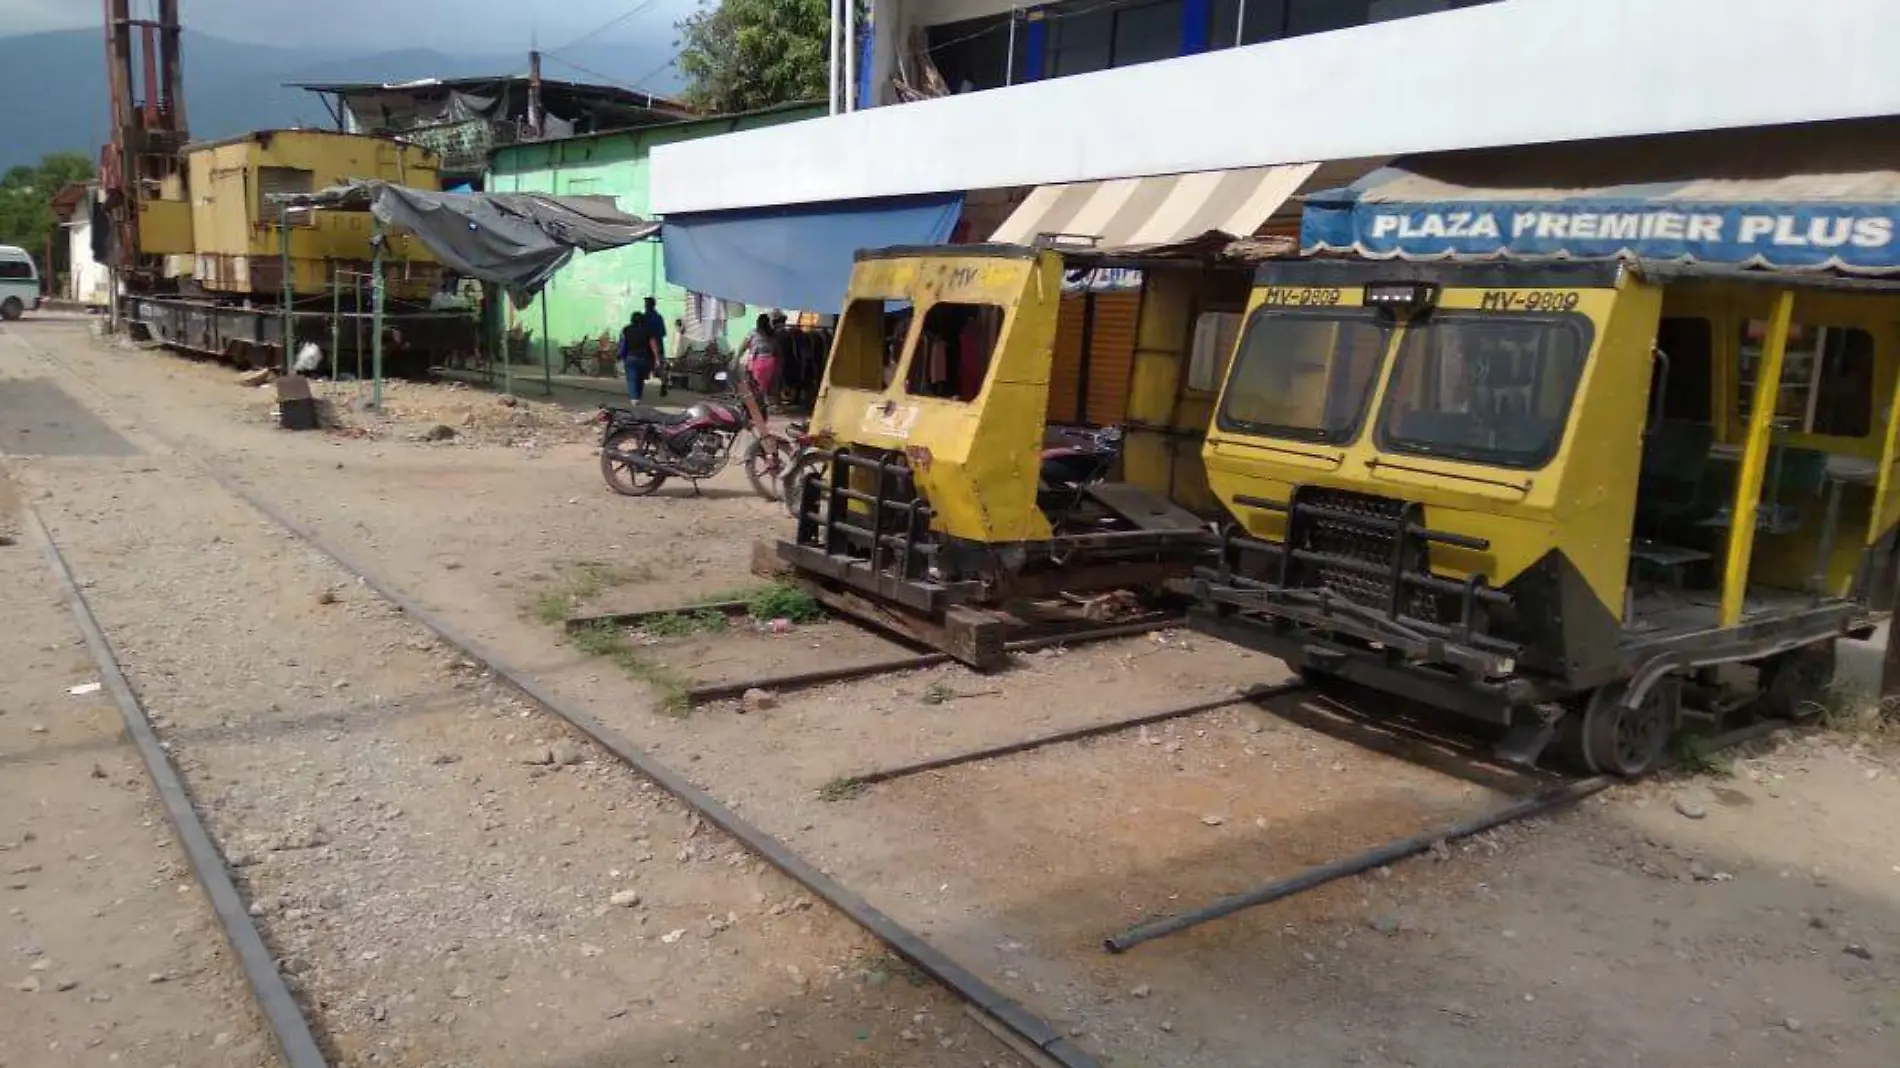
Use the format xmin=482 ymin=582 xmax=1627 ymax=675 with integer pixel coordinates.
xmin=774 ymin=244 xmax=1254 ymax=665
xmin=128 ymin=130 xmax=472 ymax=372
xmin=1190 ymin=258 xmax=1897 ymax=775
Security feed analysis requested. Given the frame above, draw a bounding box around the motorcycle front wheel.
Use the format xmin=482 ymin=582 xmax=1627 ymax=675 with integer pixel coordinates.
xmin=601 ymin=428 xmax=669 ymax=497
xmin=780 ymin=451 xmax=829 ymax=518
xmin=743 ymin=434 xmax=796 ymax=502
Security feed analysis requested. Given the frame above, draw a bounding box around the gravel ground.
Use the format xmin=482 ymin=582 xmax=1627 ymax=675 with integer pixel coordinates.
xmin=1 ymin=321 xmax=1024 ymax=1067
xmin=0 ymin=466 xmax=273 ymax=1068
xmin=8 ymin=317 xmax=1900 ymax=1068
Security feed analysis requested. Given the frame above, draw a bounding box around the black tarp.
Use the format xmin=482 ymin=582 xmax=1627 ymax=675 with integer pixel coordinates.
xmin=272 ymin=181 xmax=659 ymax=300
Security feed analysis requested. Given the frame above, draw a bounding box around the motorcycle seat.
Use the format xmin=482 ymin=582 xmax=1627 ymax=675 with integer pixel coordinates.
xmin=608 ymin=404 xmax=689 ymax=427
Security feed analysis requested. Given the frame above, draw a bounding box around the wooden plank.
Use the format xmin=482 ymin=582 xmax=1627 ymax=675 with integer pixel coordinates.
xmin=802 ymin=580 xmax=1012 ymax=672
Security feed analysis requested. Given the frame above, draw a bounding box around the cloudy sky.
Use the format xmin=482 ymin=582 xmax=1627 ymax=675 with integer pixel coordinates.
xmin=2 ymin=0 xmax=704 ymax=51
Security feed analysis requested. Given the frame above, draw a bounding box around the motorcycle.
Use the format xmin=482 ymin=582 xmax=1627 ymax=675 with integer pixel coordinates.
xmin=598 ymin=372 xmax=796 ymax=499
xmin=1038 ymin=425 xmax=1124 ymax=530
xmin=777 ymin=419 xmax=827 ymax=517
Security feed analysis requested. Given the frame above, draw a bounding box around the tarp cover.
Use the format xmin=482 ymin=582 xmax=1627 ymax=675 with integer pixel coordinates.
xmin=282 ymin=181 xmax=658 ymax=298
xmin=661 ymin=194 xmax=964 ymax=313
xmin=1302 ymin=119 xmax=1900 ymax=276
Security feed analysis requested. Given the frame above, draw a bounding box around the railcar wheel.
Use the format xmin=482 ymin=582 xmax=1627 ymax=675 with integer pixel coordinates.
xmin=1759 ymin=642 xmax=1835 ymax=721
xmin=1582 ymin=677 xmax=1678 ymax=779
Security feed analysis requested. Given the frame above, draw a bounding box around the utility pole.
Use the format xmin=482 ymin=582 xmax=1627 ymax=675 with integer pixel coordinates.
xmin=528 ymin=49 xmax=544 ymax=139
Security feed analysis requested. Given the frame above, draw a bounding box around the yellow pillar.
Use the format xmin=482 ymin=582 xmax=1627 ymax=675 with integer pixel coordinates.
xmin=1720 ymin=288 xmax=1796 ymax=626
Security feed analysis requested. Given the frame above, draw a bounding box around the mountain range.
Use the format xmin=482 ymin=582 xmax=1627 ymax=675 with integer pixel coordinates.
xmin=0 ymin=28 xmax=679 ymax=173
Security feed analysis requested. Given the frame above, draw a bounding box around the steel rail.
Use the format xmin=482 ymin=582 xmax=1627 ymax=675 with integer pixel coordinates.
xmin=23 ymin=507 xmax=332 ymax=1068
xmin=686 ymin=616 xmax=1183 ymax=706
xmin=1104 ymin=718 xmax=1789 ymax=953
xmin=842 ymin=682 xmax=1308 ymax=790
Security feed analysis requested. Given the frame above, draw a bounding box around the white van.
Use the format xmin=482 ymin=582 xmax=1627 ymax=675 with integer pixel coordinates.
xmin=0 ymin=245 xmax=42 ymax=321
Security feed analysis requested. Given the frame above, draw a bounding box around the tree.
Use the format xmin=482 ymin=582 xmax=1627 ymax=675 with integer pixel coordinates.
xmin=675 ymin=0 xmax=841 ymax=114
xmin=0 ymin=151 xmax=94 ymax=263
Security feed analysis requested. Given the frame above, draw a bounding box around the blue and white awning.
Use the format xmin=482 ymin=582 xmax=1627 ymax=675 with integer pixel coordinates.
xmin=1301 ymin=123 xmax=1900 ymax=276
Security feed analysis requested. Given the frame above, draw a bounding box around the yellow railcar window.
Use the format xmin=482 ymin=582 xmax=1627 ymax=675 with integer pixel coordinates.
xmin=1377 ymin=314 xmax=1591 ymax=470
xmin=1737 ymin=321 xmax=1875 ymax=438
xmin=1187 ymin=311 xmax=1242 ymax=394
xmin=1217 ymin=311 xmax=1388 ymax=443
xmin=906 ymin=302 xmax=1004 ymax=402
xmin=827 ymin=299 xmax=904 ymax=391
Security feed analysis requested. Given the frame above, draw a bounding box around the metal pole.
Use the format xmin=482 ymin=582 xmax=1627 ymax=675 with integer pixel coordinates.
xmin=329 ymin=266 xmax=340 ymax=383
xmin=354 ymin=273 xmax=364 ymax=388
xmin=844 ymin=0 xmax=858 ymax=112
xmin=370 ymin=232 xmax=385 ymax=411
xmin=828 ymin=0 xmax=840 ymax=114
xmin=528 ymin=49 xmax=544 ymax=139
xmin=540 ymin=297 xmax=552 ymax=397
xmin=1104 ymin=775 xmax=1614 ymax=953
xmin=1006 ymin=9 xmax=1017 ymax=86
xmin=279 ymin=203 xmax=293 ymax=373
xmin=1236 ymin=0 xmax=1248 ymax=45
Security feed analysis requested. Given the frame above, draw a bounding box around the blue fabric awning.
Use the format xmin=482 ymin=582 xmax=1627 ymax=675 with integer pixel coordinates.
xmin=661 ymin=194 xmax=965 ymax=313
xmin=1301 ymin=122 xmax=1900 ymax=276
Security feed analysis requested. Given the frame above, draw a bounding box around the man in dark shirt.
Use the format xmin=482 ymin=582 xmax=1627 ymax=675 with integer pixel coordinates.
xmin=617 ymin=310 xmax=658 ymax=402
xmin=642 ymin=296 xmax=669 ymax=397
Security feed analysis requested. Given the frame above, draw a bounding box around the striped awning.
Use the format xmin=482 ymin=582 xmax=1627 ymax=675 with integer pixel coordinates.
xmin=990 ymin=163 xmax=1322 ymax=251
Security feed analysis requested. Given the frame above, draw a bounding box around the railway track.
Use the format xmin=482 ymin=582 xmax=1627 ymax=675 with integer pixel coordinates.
xmin=11 ymin=325 xmax=1103 ymax=1068
xmin=9 ymin=324 xmax=1810 ymax=1066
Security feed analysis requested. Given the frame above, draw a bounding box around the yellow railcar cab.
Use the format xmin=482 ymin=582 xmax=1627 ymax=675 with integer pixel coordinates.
xmin=777 ymin=243 xmax=1251 ymax=638
xmin=1192 ymin=257 xmax=1895 ymax=776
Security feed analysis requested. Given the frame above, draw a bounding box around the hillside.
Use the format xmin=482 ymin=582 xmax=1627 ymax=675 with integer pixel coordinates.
xmin=0 ymin=28 xmax=678 ymax=172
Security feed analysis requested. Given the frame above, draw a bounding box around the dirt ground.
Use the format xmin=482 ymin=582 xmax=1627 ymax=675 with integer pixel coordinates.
xmin=1 ymin=320 xmax=1023 ymax=1068
xmin=5 ymin=315 xmax=1899 ymax=1067
xmin=0 ymin=465 xmax=275 ymax=1068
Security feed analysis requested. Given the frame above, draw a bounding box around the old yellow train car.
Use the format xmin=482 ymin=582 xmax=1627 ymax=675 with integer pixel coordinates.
xmin=181 ymin=129 xmax=440 ymax=299
xmin=128 ymin=129 xmax=475 ymax=371
xmin=776 ymin=243 xmax=1255 ymax=665
xmin=1190 ymin=130 xmax=1900 ymax=776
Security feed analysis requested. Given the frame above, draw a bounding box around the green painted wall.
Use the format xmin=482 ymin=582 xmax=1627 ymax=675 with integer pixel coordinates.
xmin=486 ymin=103 xmax=824 ymax=369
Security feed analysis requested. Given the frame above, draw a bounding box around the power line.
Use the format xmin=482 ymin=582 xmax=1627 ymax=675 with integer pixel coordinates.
xmin=549 ymin=0 xmax=665 ymax=58
xmin=541 ymin=53 xmax=673 ymax=102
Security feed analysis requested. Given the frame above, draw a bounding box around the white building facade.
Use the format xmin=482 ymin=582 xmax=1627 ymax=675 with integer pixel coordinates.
xmin=649 ymin=0 xmax=1900 ymax=310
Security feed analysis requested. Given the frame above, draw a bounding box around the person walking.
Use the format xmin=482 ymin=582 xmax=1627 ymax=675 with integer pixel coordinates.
xmin=642 ymin=296 xmax=670 ymax=397
xmin=618 ymin=309 xmax=659 ymax=403
xmin=738 ymin=312 xmax=782 ymax=403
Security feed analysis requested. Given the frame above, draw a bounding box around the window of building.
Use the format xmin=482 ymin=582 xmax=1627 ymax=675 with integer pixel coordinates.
xmin=906 ymin=302 xmax=1005 ymax=402
xmin=1286 ymin=0 xmax=1370 ymax=36
xmin=1209 ymin=0 xmax=1491 ymax=50
xmin=1737 ymin=321 xmax=1876 ymax=439
xmin=927 ymin=13 xmax=1017 ymax=92
xmin=1378 ymin=314 xmax=1590 ymax=469
xmin=1044 ymin=1 xmax=1185 ymax=77
xmin=1112 ymin=1 xmax=1186 ymax=67
xmin=1045 ymin=7 xmax=1114 ymax=77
